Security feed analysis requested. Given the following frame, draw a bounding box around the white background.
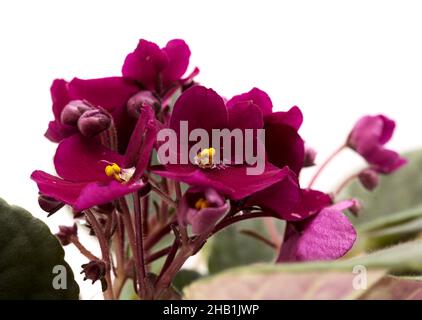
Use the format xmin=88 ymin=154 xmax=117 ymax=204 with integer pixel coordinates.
xmin=0 ymin=0 xmax=421 ymax=299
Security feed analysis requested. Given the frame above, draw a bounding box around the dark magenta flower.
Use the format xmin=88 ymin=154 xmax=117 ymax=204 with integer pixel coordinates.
xmin=178 ymin=187 xmax=229 ymax=235
xmin=347 ymin=114 xmax=407 ymax=173
xmin=227 ymin=88 xmax=328 ymax=220
xmin=56 ymin=224 xmax=78 ymax=246
xmin=152 ymin=86 xmax=296 ymax=200
xmin=277 ymin=200 xmax=357 ymax=262
xmin=122 ymin=39 xmax=197 ymax=94
xmin=32 ymin=106 xmax=157 ymax=211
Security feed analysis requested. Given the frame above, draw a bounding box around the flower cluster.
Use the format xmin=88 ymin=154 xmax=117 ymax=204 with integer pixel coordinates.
xmin=31 ymin=38 xmax=406 ymax=299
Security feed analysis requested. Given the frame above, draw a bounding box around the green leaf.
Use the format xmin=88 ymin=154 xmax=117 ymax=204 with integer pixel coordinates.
xmin=185 ymin=240 xmax=422 ymax=299
xmin=0 ymin=198 xmax=79 ymax=299
xmin=206 ymin=218 xmax=282 ymax=274
xmin=339 ymin=149 xmax=422 ymax=230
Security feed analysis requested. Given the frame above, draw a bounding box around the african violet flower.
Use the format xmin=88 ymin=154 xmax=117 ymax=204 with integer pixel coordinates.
xmin=278 ymin=200 xmax=358 ymax=262
xmin=178 ymin=187 xmax=229 ymax=235
xmin=226 ymin=88 xmax=331 ymax=220
xmin=122 ymin=39 xmax=198 ymax=94
xmin=152 ymin=85 xmax=297 ymax=202
xmin=32 ymin=105 xmax=157 ymax=211
xmin=347 ymin=114 xmax=407 ymax=173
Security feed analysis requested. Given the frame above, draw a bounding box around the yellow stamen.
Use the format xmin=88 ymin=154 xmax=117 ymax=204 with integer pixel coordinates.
xmin=195 ymin=147 xmax=216 ymax=169
xmin=195 ymin=198 xmax=209 ymax=210
xmin=105 ymin=163 xmax=123 ymax=182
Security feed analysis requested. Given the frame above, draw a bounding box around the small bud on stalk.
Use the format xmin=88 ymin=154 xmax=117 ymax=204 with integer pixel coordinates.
xmin=127 ymin=90 xmax=160 ymax=118
xmin=60 ymin=100 xmax=92 ymax=126
xmin=358 ymin=168 xmax=380 ymax=191
xmin=55 ymin=224 xmax=78 ymax=246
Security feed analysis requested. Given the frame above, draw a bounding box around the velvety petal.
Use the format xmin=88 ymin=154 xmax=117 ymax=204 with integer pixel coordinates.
xmin=348 ymin=115 xmax=384 ymax=154
xmin=122 ymin=39 xmax=168 ymax=90
xmin=264 ymin=106 xmax=303 ymax=130
xmin=54 ymin=135 xmax=125 ymax=183
xmin=74 ymin=180 xmax=148 ymax=211
xmin=188 ymin=203 xmax=229 ymax=235
xmin=124 ymin=104 xmax=156 ymax=167
xmin=153 ymin=163 xmax=289 ymax=200
xmin=246 ymin=169 xmax=300 ymax=220
xmin=227 ymin=101 xmax=264 ymax=131
xmin=44 ymin=120 xmax=76 ymax=142
xmin=291 ymin=189 xmax=332 ymax=221
xmin=68 ymin=77 xmax=139 ymax=111
xmin=31 ymin=170 xmax=86 ymax=206
xmin=51 ymin=79 xmax=71 ymax=120
xmin=378 ymin=115 xmax=395 ymax=144
xmin=277 ymin=207 xmax=356 ymax=262
xmin=265 ymin=121 xmax=305 ymax=175
xmin=365 ymin=146 xmax=408 ymax=174
xmin=227 ymin=88 xmax=273 ymax=116
xmin=170 ymin=86 xmax=228 ymax=136
xmin=161 ymin=39 xmax=191 ymax=85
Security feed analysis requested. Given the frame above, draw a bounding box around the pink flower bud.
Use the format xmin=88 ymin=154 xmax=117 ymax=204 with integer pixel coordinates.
xmin=304 ymin=147 xmax=317 ymax=167
xmin=60 ymin=100 xmax=91 ymax=126
xmin=77 ymin=110 xmax=111 ymax=137
xmin=38 ymin=194 xmax=64 ymax=216
xmin=55 ymin=224 xmax=78 ymax=246
xmin=127 ymin=90 xmax=160 ymax=118
xmin=358 ymin=168 xmax=380 ymax=191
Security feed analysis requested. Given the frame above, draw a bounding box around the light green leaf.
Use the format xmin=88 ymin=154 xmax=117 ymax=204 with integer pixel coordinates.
xmin=185 ymin=240 xmax=422 ymax=299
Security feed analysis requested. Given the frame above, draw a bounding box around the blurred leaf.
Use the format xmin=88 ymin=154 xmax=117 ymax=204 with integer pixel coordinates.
xmin=358 ymin=276 xmax=422 ymax=299
xmin=206 ymin=218 xmax=283 ymax=274
xmin=339 ymin=149 xmax=422 ymax=230
xmin=172 ymin=269 xmax=202 ymax=292
xmin=0 ymin=198 xmax=79 ymax=299
xmin=185 ymin=240 xmax=422 ymax=299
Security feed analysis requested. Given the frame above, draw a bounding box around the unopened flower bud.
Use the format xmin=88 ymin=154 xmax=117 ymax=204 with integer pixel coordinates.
xmin=349 ymin=199 xmax=362 ymax=217
xmin=60 ymin=100 xmax=91 ymax=126
xmin=304 ymin=147 xmax=317 ymax=167
xmin=358 ymin=168 xmax=379 ymax=191
xmin=77 ymin=110 xmax=111 ymax=137
xmin=81 ymin=260 xmax=106 ymax=284
xmin=38 ymin=194 xmax=64 ymax=216
xmin=127 ymin=90 xmax=160 ymax=118
xmin=55 ymin=224 xmax=78 ymax=246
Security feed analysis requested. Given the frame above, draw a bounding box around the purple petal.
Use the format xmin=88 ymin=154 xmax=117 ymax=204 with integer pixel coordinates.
xmin=68 ymin=77 xmax=139 ymax=111
xmin=264 ymin=106 xmax=303 ymax=130
xmin=170 ymin=86 xmax=228 ymax=136
xmin=51 ymin=79 xmax=71 ymax=120
xmin=365 ymin=146 xmax=408 ymax=174
xmin=188 ymin=203 xmax=229 ymax=234
xmin=74 ymin=180 xmax=148 ymax=211
xmin=265 ymin=121 xmax=305 ymax=175
xmin=31 ymin=170 xmax=86 ymax=205
xmin=45 ymin=120 xmax=76 ymax=142
xmin=153 ymin=163 xmax=289 ymax=200
xmin=161 ymin=39 xmax=191 ymax=85
xmin=227 ymin=88 xmax=273 ymax=116
xmin=227 ymin=101 xmax=264 ymax=131
xmin=54 ymin=134 xmax=125 ymax=183
xmin=122 ymin=39 xmax=168 ymax=90
xmin=246 ymin=169 xmax=300 ymax=220
xmin=290 ymin=189 xmax=332 ymax=221
xmin=277 ymin=207 xmax=356 ymax=262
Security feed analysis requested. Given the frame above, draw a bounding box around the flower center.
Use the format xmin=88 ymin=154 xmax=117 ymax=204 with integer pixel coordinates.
xmin=195 ymin=198 xmax=209 ymax=210
xmin=104 ymin=163 xmax=135 ymax=183
xmin=194 ymin=147 xmax=216 ymax=169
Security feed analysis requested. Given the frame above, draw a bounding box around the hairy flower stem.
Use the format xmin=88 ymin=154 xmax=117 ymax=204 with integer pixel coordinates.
xmin=69 ymin=235 xmax=99 ymax=261
xmin=133 ymin=192 xmax=147 ymax=298
xmin=85 ymin=209 xmax=115 ymax=300
xmin=334 ymin=172 xmax=358 ymax=196
xmin=118 ymin=199 xmax=140 ymax=293
xmin=308 ymin=144 xmax=346 ymax=188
